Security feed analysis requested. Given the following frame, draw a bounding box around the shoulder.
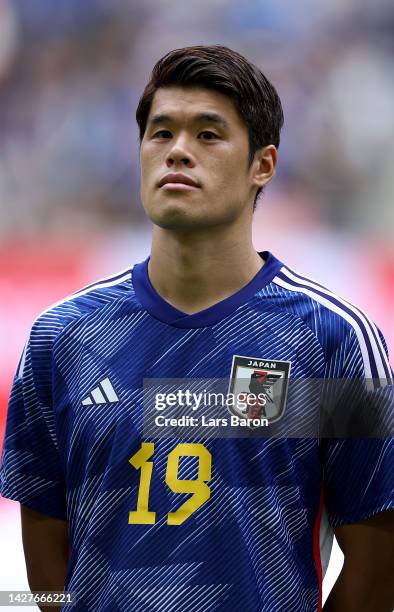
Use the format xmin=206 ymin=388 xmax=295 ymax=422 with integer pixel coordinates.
xmin=267 ymin=258 xmax=392 ymax=380
xmin=270 ymin=260 xmax=372 ymax=332
xmin=34 ymin=265 xmax=136 ymax=331
xmin=18 ymin=266 xmax=140 ymax=377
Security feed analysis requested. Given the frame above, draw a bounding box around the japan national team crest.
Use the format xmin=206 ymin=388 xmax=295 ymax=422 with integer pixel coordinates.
xmin=228 ymin=355 xmax=291 ymax=426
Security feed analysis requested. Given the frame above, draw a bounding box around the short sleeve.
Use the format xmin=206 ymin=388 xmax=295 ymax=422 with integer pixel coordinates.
xmin=321 ymin=436 xmax=393 ymax=527
xmin=0 ymin=320 xmax=67 ymax=520
xmin=321 ymin=325 xmax=394 ymax=527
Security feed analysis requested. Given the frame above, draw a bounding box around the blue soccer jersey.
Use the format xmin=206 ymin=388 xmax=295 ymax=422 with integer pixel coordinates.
xmin=1 ymin=251 xmax=393 ymax=612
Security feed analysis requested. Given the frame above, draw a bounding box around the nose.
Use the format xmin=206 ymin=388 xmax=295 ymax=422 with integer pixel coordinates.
xmin=166 ymin=134 xmax=195 ymax=168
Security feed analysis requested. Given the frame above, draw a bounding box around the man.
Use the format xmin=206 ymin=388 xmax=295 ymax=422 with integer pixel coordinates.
xmin=1 ymin=45 xmax=393 ymax=612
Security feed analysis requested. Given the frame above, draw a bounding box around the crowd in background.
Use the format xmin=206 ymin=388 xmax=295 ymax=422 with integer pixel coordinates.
xmin=0 ymin=0 xmax=393 ymax=239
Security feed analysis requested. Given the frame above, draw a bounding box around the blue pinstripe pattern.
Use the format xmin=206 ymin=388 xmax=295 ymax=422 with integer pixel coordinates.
xmin=1 ymin=253 xmax=392 ymax=611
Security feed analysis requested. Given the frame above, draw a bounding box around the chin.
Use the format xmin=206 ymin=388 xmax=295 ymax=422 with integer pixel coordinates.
xmin=144 ymin=198 xmax=233 ymax=230
xmin=149 ymin=211 xmax=199 ymax=230
xmin=146 ymin=199 xmax=199 ymax=229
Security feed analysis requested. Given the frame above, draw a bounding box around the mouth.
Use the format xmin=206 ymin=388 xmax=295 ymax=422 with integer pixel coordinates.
xmin=160 ymin=183 xmax=200 ymax=191
xmin=157 ymin=173 xmax=201 ymax=190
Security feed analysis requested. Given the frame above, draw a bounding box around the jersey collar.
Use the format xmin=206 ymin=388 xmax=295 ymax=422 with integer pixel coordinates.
xmin=132 ymin=251 xmax=283 ymax=328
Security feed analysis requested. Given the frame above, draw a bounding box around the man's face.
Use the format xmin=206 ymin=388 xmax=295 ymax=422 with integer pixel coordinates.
xmin=140 ymin=86 xmax=262 ymax=229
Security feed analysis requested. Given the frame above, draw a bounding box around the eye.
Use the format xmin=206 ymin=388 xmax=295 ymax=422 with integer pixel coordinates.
xmin=198 ymin=131 xmax=219 ymax=140
xmin=153 ymin=130 xmax=172 ymax=138
xmin=151 ymin=129 xmax=219 ymax=140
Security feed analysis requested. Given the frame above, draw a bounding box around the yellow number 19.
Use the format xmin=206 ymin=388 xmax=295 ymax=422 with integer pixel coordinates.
xmin=128 ymin=442 xmax=212 ymax=526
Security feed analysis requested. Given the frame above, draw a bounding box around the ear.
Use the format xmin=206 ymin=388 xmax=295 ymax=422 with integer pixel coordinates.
xmin=251 ymin=145 xmax=278 ymax=189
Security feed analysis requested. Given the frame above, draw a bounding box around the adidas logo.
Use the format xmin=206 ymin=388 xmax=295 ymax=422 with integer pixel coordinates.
xmin=82 ymin=378 xmax=119 ymax=406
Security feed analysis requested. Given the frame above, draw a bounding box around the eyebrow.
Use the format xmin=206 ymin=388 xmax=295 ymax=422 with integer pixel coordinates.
xmin=148 ymin=112 xmax=230 ymax=130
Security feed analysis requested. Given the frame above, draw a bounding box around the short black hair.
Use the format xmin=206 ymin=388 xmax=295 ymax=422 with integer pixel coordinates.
xmin=136 ymin=45 xmax=284 ymax=208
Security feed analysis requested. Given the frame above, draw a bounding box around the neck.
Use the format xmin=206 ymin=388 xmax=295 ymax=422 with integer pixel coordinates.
xmin=148 ymin=223 xmax=263 ymax=314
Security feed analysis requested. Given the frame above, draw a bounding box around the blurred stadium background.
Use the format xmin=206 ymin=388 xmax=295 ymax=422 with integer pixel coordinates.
xmin=0 ymin=0 xmax=393 ymax=607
